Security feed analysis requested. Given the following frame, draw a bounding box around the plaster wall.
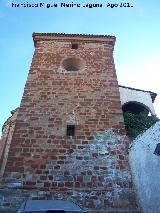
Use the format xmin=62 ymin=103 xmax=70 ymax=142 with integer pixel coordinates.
xmin=129 ymin=121 xmax=160 ymax=213
xmin=119 ymin=87 xmax=155 ymax=115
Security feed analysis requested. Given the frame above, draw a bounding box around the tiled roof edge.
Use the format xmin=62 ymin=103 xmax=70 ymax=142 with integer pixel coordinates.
xmin=32 ymin=32 xmax=115 ymax=39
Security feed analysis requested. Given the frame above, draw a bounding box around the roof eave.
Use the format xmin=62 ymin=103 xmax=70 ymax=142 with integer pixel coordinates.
xmin=119 ymin=85 xmax=157 ymax=103
xmin=32 ymin=32 xmax=116 ymax=47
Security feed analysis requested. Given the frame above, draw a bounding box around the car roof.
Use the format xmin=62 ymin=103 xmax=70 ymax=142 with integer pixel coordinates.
xmin=19 ymin=200 xmax=85 ymax=212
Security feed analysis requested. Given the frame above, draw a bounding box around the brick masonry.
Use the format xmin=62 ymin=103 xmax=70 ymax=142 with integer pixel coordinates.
xmin=0 ymin=33 xmax=139 ymax=212
xmin=0 ymin=109 xmax=18 ymax=180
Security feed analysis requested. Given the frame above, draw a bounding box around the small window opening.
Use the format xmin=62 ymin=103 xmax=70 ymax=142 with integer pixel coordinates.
xmin=66 ymin=125 xmax=75 ymax=136
xmin=61 ymin=57 xmax=85 ymax=72
xmin=154 ymin=143 xmax=160 ymax=156
xmin=71 ymin=43 xmax=78 ymax=49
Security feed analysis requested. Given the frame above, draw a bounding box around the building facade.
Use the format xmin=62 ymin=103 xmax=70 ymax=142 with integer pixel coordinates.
xmin=119 ymin=85 xmax=157 ymax=115
xmin=0 ymin=33 xmax=139 ymax=212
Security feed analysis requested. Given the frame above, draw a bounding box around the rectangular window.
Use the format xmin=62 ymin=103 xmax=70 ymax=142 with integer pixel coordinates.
xmin=66 ymin=125 xmax=75 ymax=136
xmin=71 ymin=43 xmax=78 ymax=49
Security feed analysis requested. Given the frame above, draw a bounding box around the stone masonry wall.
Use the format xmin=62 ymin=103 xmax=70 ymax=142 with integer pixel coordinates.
xmin=0 ymin=34 xmax=138 ymax=212
xmin=0 ymin=130 xmax=137 ymax=212
xmin=0 ymin=110 xmax=18 ymax=179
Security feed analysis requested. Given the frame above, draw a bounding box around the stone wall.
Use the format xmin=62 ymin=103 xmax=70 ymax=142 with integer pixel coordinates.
xmin=0 ymin=110 xmax=18 ymax=179
xmin=0 ymin=129 xmax=138 ymax=212
xmin=0 ymin=33 xmax=138 ymax=212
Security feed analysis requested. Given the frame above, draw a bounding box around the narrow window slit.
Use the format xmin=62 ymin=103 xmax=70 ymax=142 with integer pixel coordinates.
xmin=66 ymin=125 xmax=75 ymax=136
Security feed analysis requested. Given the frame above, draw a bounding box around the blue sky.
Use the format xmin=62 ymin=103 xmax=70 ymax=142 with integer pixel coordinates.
xmin=0 ymin=0 xmax=160 ymax=135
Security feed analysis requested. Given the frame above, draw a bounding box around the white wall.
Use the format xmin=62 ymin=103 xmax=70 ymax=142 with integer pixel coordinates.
xmin=129 ymin=121 xmax=160 ymax=213
xmin=119 ymin=87 xmax=156 ymax=115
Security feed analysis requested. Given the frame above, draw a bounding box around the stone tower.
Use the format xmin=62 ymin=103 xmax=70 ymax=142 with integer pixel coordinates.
xmin=0 ymin=33 xmax=138 ymax=211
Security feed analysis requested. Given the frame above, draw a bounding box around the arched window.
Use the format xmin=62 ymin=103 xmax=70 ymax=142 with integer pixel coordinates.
xmin=122 ymin=102 xmax=150 ymax=115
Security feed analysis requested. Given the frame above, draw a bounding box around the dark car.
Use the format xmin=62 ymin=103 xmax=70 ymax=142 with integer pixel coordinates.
xmin=17 ymin=200 xmax=87 ymax=213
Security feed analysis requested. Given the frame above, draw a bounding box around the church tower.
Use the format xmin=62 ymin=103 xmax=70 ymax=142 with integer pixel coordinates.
xmin=0 ymin=33 xmax=138 ymax=211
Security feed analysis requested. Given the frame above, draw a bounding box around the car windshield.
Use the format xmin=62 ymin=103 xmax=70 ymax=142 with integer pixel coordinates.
xmin=17 ymin=200 xmax=87 ymax=213
xmin=20 ymin=211 xmax=65 ymax=213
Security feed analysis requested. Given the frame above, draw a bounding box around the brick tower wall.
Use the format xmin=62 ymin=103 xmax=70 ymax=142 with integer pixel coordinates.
xmin=0 ymin=110 xmax=18 ymax=179
xmin=1 ymin=34 xmax=138 ymax=211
